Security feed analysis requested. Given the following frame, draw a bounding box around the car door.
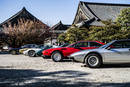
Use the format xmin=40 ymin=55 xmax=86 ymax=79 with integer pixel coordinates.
xmin=104 ymin=41 xmax=130 ymax=63
xmin=75 ymin=42 xmax=89 ymax=50
xmin=89 ymin=42 xmax=103 ymax=49
xmin=64 ymin=42 xmax=89 ymax=56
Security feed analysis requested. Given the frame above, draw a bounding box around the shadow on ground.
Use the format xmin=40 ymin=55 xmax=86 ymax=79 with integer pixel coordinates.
xmin=0 ymin=51 xmax=9 ymax=54
xmin=42 ymin=57 xmax=74 ymax=62
xmin=101 ymin=64 xmax=130 ymax=68
xmin=0 ymin=69 xmax=130 ymax=87
xmin=82 ymin=64 xmax=130 ymax=69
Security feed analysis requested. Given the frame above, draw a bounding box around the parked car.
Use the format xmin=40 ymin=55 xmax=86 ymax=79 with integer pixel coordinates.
xmin=23 ymin=45 xmax=49 ymax=57
xmin=69 ymin=39 xmax=130 ymax=68
xmin=35 ymin=45 xmax=54 ymax=57
xmin=26 ymin=43 xmax=70 ymax=57
xmin=19 ymin=44 xmax=39 ymax=54
xmin=9 ymin=44 xmax=38 ymax=55
xmin=42 ymin=41 xmax=104 ymax=62
xmin=19 ymin=48 xmax=30 ymax=54
xmin=36 ymin=45 xmax=64 ymax=57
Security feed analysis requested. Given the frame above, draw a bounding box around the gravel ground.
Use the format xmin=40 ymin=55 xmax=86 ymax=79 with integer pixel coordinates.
xmin=0 ymin=54 xmax=130 ymax=87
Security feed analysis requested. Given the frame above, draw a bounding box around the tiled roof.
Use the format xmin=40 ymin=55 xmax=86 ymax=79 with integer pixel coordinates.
xmin=0 ymin=7 xmax=49 ymax=28
xmin=51 ymin=21 xmax=70 ymax=30
xmin=73 ymin=1 xmax=130 ymax=27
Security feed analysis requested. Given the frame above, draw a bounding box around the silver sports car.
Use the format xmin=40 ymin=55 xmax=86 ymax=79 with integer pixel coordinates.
xmin=69 ymin=39 xmax=130 ymax=68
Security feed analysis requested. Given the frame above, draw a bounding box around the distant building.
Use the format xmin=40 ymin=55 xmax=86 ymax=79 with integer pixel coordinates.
xmin=50 ymin=21 xmax=70 ymax=44
xmin=0 ymin=7 xmax=49 ymax=29
xmin=73 ymin=1 xmax=130 ymax=27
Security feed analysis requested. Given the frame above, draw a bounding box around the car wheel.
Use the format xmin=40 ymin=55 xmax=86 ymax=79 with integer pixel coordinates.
xmin=86 ymin=54 xmax=102 ymax=68
xmin=51 ymin=51 xmax=63 ymax=62
xmin=10 ymin=50 xmax=17 ymax=55
xmin=28 ymin=50 xmax=36 ymax=57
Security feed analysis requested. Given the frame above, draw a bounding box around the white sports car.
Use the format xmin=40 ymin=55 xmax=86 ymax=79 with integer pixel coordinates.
xmin=23 ymin=45 xmax=59 ymax=57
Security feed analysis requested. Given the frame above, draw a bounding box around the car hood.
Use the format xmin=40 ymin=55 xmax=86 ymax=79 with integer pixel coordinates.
xmin=44 ymin=47 xmax=67 ymax=51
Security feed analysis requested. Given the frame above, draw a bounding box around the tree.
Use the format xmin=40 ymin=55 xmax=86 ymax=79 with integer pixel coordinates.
xmin=57 ymin=33 xmax=66 ymax=44
xmin=2 ymin=19 xmax=50 ymax=47
xmin=116 ymin=8 xmax=130 ymax=30
xmin=87 ymin=23 xmax=122 ymax=43
xmin=87 ymin=19 xmax=130 ymax=43
xmin=65 ymin=27 xmax=89 ymax=43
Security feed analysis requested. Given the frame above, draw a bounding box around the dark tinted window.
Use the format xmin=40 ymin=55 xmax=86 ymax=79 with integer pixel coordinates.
xmin=75 ymin=42 xmax=88 ymax=47
xmin=90 ymin=42 xmax=102 ymax=47
xmin=124 ymin=41 xmax=130 ymax=48
xmin=112 ymin=41 xmax=130 ymax=48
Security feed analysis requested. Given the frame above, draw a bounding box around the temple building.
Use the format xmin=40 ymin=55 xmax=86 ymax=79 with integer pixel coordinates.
xmin=73 ymin=1 xmax=130 ymax=27
xmin=50 ymin=21 xmax=70 ymax=44
xmin=0 ymin=7 xmax=49 ymax=29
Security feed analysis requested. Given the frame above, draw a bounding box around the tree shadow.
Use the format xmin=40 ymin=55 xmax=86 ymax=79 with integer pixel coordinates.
xmin=23 ymin=80 xmax=130 ymax=87
xmin=60 ymin=59 xmax=73 ymax=62
xmin=0 ymin=69 xmax=88 ymax=87
xmin=0 ymin=69 xmax=130 ymax=87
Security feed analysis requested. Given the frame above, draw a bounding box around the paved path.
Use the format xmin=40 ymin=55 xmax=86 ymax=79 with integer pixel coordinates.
xmin=0 ymin=54 xmax=130 ymax=87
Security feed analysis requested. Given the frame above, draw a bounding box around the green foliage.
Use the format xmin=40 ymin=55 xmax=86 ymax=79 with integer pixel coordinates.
xmin=57 ymin=27 xmax=89 ymax=44
xmin=87 ymin=24 xmax=123 ymax=43
xmin=65 ymin=27 xmax=89 ymax=44
xmin=57 ymin=33 xmax=66 ymax=43
xmin=116 ymin=8 xmax=130 ymax=29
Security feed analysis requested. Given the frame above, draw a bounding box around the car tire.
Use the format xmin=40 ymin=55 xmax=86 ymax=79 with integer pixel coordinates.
xmin=10 ymin=50 xmax=17 ymax=55
xmin=28 ymin=50 xmax=36 ymax=57
xmin=86 ymin=53 xmax=102 ymax=68
xmin=51 ymin=51 xmax=63 ymax=62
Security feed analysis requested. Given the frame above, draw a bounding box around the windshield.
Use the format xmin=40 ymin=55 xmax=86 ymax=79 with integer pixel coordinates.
xmin=67 ymin=43 xmax=75 ymax=47
xmin=38 ymin=45 xmax=44 ymax=48
xmin=60 ymin=43 xmax=70 ymax=47
xmin=99 ymin=40 xmax=116 ymax=49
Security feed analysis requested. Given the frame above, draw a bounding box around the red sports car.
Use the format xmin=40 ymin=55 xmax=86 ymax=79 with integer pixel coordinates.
xmin=42 ymin=41 xmax=104 ymax=62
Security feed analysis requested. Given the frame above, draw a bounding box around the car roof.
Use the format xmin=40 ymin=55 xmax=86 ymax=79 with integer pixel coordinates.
xmin=76 ymin=41 xmax=101 ymax=42
xmin=76 ymin=41 xmax=104 ymax=44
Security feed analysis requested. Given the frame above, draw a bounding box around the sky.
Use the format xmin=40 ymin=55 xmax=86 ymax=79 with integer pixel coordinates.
xmin=0 ymin=0 xmax=130 ymax=26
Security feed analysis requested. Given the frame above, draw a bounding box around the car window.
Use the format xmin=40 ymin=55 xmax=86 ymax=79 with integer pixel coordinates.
xmin=38 ymin=45 xmax=44 ymax=48
xmin=68 ymin=44 xmax=75 ymax=47
xmin=124 ymin=41 xmax=130 ymax=48
xmin=90 ymin=42 xmax=102 ymax=47
xmin=28 ymin=45 xmax=32 ymax=48
xmin=111 ymin=41 xmax=130 ymax=49
xmin=75 ymin=42 xmax=88 ymax=47
xmin=111 ymin=41 xmax=123 ymax=48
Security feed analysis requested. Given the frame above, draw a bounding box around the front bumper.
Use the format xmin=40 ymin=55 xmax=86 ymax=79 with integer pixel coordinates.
xmin=42 ymin=55 xmax=50 ymax=58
